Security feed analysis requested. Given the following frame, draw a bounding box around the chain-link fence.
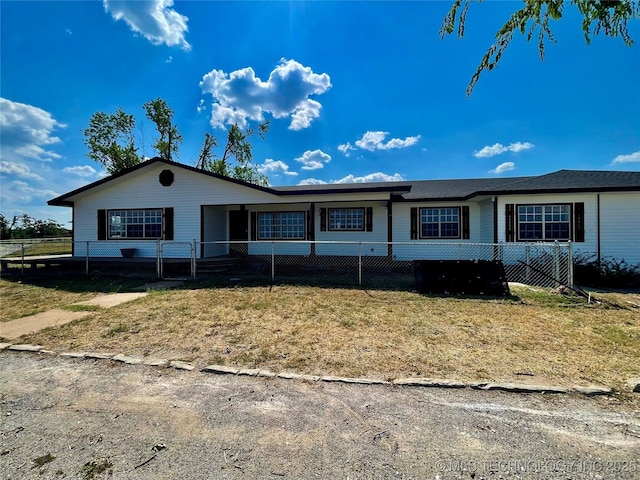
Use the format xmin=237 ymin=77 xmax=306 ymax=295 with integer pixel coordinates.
xmin=199 ymin=241 xmax=573 ymax=289
xmin=2 ymin=240 xmax=573 ymax=289
xmin=0 ymin=237 xmax=72 ymax=257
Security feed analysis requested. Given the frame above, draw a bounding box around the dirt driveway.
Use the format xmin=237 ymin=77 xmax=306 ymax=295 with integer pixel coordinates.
xmin=1 ymin=353 xmax=639 ymax=479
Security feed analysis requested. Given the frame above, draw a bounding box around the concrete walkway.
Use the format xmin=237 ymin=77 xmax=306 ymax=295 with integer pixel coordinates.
xmin=0 ymin=292 xmax=146 ymax=340
xmin=0 ymin=281 xmax=181 ymax=340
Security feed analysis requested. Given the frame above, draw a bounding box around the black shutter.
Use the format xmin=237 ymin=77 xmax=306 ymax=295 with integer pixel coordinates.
xmin=365 ymin=207 xmax=373 ymax=232
xmin=97 ymin=209 xmax=106 ymax=240
xmin=164 ymin=207 xmax=174 ymax=240
xmin=574 ymin=202 xmax=585 ymax=242
xmin=505 ymin=204 xmax=515 ymax=242
xmin=319 ymin=208 xmax=327 ymax=232
xmin=461 ymin=206 xmax=470 ymax=239
xmin=250 ymin=212 xmax=257 ymax=241
xmin=410 ymin=207 xmax=418 ymax=239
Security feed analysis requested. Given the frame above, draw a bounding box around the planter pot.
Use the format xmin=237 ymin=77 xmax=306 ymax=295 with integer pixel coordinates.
xmin=120 ymin=248 xmax=137 ymax=258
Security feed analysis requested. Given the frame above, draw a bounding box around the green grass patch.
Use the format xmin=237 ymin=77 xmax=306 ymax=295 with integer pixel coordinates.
xmin=4 ymin=241 xmax=72 ymax=257
xmin=104 ymin=323 xmax=130 ymax=337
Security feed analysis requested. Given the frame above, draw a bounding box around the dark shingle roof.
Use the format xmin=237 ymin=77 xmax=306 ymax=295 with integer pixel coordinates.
xmin=476 ymin=169 xmax=640 ymax=194
xmin=274 ymin=170 xmax=640 ymax=200
xmin=273 ymin=177 xmax=531 ymax=200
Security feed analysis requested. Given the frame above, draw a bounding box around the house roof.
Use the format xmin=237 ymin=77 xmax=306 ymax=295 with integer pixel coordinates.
xmin=273 ymin=177 xmax=525 ymax=200
xmin=273 ymin=170 xmax=640 ymax=200
xmin=49 ymin=158 xmax=640 ymax=207
xmin=48 ymin=157 xmax=412 ymax=207
xmin=476 ymin=169 xmax=640 ymax=195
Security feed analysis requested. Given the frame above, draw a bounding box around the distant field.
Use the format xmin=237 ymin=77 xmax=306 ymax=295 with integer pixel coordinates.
xmin=1 ymin=239 xmax=72 ymax=257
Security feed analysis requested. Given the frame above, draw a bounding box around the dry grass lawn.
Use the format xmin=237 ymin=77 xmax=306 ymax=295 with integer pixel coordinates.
xmin=5 ymin=278 xmax=639 ymax=396
xmin=0 ymin=278 xmax=143 ymax=322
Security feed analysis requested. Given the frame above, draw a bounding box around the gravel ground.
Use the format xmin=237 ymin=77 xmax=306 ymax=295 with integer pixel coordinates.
xmin=1 ymin=352 xmax=639 ymax=480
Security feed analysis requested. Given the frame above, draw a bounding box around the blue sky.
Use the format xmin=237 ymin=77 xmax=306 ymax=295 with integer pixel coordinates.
xmin=1 ymin=1 xmax=639 ymax=226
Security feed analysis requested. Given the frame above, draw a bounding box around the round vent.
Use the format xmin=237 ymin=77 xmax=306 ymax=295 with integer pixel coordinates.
xmin=159 ymin=169 xmax=174 ymax=187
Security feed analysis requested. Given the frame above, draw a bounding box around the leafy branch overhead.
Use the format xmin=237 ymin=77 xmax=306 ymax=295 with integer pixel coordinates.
xmin=143 ymin=98 xmax=183 ymax=161
xmin=83 ymin=107 xmax=139 ymax=175
xmin=83 ymin=98 xmax=270 ymax=186
xmin=196 ymin=120 xmax=271 ymax=187
xmin=440 ymin=0 xmax=639 ymax=95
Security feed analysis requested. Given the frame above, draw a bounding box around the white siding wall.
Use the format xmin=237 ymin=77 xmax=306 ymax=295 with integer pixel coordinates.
xmin=72 ymin=163 xmax=276 ymax=244
xmin=69 ymin=163 xmax=394 ymax=257
xmin=392 ymin=201 xmax=481 ymax=261
xmin=478 ymin=198 xmax=495 ymax=243
xmin=202 ymin=206 xmax=229 ymax=257
xmin=496 ymin=194 xmax=598 ymax=258
xmin=248 ymin=204 xmax=311 ymax=256
xmin=599 ymin=192 xmax=640 ymax=264
xmin=315 ymin=202 xmax=388 ymax=256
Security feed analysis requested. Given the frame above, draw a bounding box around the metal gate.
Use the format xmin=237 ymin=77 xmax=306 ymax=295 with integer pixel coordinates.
xmin=158 ymin=241 xmax=194 ymax=280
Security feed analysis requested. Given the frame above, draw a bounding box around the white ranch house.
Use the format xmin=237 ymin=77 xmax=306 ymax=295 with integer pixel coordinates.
xmin=49 ymin=158 xmax=640 ymax=265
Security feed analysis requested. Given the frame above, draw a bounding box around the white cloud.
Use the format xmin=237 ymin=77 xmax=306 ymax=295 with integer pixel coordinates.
xmin=196 ymin=99 xmax=206 ymax=113
xmin=258 ymin=159 xmax=297 ymax=176
xmin=298 ymin=178 xmax=327 ymax=186
xmin=166 ymin=55 xmax=173 ymax=63
xmin=63 ymin=165 xmax=99 ymax=177
xmin=6 ymin=180 xmax=59 ymax=203
xmin=0 ymin=161 xmax=44 ymax=180
xmin=298 ymin=172 xmax=404 ymax=186
xmin=295 ymin=149 xmax=331 ymax=171
xmin=473 ymin=142 xmax=534 ymax=158
xmin=338 ymin=142 xmax=356 ymax=157
xmin=489 ymin=162 xmax=515 ymax=174
xmin=612 ymin=150 xmax=640 ymax=164
xmin=354 ymin=131 xmax=421 ymax=152
xmin=0 ymin=98 xmax=65 ymax=163
xmin=200 ymin=58 xmax=331 ymax=130
xmin=333 ymin=172 xmax=405 ymax=184
xmin=103 ymin=0 xmax=191 ymax=50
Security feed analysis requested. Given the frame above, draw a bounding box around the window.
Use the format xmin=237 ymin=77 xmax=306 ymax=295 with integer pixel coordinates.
xmin=258 ymin=212 xmax=305 ymax=240
xmin=420 ymin=207 xmax=460 ymax=239
xmin=329 ymin=208 xmax=364 ymax=231
xmin=108 ymin=209 xmax=163 ymax=239
xmin=517 ymin=204 xmax=571 ymax=241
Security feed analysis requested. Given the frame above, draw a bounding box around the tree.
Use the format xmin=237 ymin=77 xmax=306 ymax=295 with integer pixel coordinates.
xmin=440 ymin=0 xmax=639 ymax=95
xmin=196 ymin=120 xmax=270 ymax=186
xmin=0 ymin=214 xmax=68 ymax=239
xmin=0 ymin=214 xmax=18 ymax=240
xmin=83 ymin=107 xmax=140 ymax=174
xmin=143 ymin=98 xmax=183 ymax=161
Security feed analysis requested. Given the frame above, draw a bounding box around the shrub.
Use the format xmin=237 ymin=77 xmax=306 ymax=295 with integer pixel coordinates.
xmin=574 ymin=253 xmax=640 ymax=288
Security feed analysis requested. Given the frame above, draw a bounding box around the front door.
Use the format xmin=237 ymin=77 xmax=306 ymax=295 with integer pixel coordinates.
xmin=229 ymin=210 xmax=248 ymax=256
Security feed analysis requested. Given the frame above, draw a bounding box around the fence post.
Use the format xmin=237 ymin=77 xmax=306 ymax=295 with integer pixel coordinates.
xmin=567 ymin=242 xmax=574 ymax=288
xmin=20 ymin=242 xmax=25 ymax=275
xmin=554 ymin=241 xmax=561 ymax=287
xmin=85 ymin=241 xmax=90 ymax=277
xmin=192 ymin=239 xmax=197 ymax=280
xmin=271 ymin=242 xmax=275 ymax=283
xmin=358 ymin=243 xmax=362 ymax=286
xmin=156 ymin=240 xmax=161 ymax=279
